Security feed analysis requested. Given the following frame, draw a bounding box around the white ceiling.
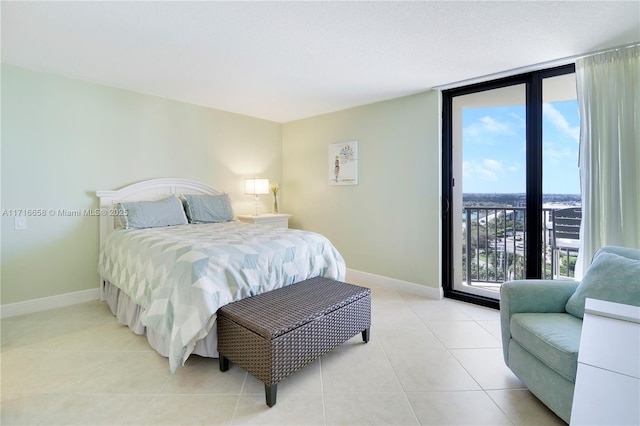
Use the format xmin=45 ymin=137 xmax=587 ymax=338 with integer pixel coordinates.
xmin=2 ymin=1 xmax=639 ymax=123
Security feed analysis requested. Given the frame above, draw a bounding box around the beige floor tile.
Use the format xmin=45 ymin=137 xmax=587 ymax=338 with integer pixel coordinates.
xmin=122 ymin=331 xmax=160 ymax=352
xmin=324 ymin=393 xmax=419 ymax=425
xmin=487 ymin=389 xmax=567 ymax=426
xmin=144 ymin=394 xmax=238 ymax=425
xmin=386 ymin=349 xmax=481 ymax=392
xmin=477 ymin=319 xmax=503 ymax=340
xmin=231 ymin=393 xmax=324 ymax=425
xmin=161 ymin=354 xmax=247 ymax=395
xmin=373 ymin=301 xmax=427 ymax=329
xmin=1 ymin=310 xmax=55 ymax=323
xmin=46 ymin=299 xmax=116 ymax=323
xmin=409 ymin=300 xmax=475 ymax=321
xmin=407 ymin=390 xmax=513 ymax=425
xmin=45 ymin=394 xmax=156 ymax=425
xmin=0 ymin=320 xmax=40 ymax=348
xmin=321 ymin=349 xmax=403 ymax=394
xmin=2 ymin=300 xmax=113 ymax=324
xmin=46 ymin=322 xmax=140 ymax=352
xmin=424 ymin=320 xmax=502 ymax=349
xmin=82 ymin=351 xmax=172 ymax=394
xmin=1 ymin=350 xmax=112 ymax=394
xmin=396 ymin=290 xmax=436 ymax=302
xmin=0 ymin=319 xmax=98 ymax=352
xmin=451 ymin=301 xmax=501 ymax=321
xmin=1 ymin=393 xmax=67 ymax=425
xmin=450 ymin=348 xmax=525 ymax=390
xmin=375 ymin=323 xmax=446 ymax=351
xmin=1 ymin=393 xmax=155 ymax=426
xmin=369 ymin=285 xmax=407 ymax=304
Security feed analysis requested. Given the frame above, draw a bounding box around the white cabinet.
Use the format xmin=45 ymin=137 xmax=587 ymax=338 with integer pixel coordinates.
xmin=236 ymin=214 xmax=292 ymax=228
xmin=570 ymin=298 xmax=640 ymax=425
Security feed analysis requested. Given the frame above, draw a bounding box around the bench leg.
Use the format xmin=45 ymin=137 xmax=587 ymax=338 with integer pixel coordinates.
xmin=265 ymin=384 xmax=277 ymax=407
xmin=362 ymin=327 xmax=370 ymax=343
xmin=219 ymin=355 xmax=229 ymax=372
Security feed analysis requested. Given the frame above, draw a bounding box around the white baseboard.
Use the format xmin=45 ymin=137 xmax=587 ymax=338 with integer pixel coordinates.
xmin=346 ymin=268 xmax=443 ymax=300
xmin=0 ymin=288 xmax=100 ymax=319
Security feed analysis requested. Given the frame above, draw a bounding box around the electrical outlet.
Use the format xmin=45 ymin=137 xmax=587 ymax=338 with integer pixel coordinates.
xmin=15 ymin=217 xmax=27 ymax=230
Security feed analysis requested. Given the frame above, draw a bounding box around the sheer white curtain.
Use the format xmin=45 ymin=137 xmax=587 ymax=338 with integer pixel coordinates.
xmin=575 ymin=44 xmax=640 ymax=278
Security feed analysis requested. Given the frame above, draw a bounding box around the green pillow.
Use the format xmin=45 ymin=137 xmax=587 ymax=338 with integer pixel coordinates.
xmin=565 ymin=251 xmax=640 ymax=318
xmin=183 ymin=193 xmax=234 ymax=223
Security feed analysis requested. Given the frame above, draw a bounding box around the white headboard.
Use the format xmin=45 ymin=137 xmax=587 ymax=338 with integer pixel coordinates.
xmin=96 ymin=178 xmax=223 ymax=249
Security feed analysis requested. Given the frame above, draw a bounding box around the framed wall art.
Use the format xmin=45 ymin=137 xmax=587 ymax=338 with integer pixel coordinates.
xmin=329 ymin=141 xmax=358 ymax=185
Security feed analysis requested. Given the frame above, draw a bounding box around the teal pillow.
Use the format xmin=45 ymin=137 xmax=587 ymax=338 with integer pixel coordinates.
xmin=182 ymin=193 xmax=234 ymax=223
xmin=118 ymin=196 xmax=188 ymax=230
xmin=565 ymin=252 xmax=640 ymax=318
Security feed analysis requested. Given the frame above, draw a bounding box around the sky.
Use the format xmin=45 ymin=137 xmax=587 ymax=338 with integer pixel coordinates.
xmin=462 ymin=100 xmax=581 ymax=195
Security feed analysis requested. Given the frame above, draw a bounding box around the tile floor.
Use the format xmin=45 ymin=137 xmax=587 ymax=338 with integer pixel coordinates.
xmin=1 ymin=281 xmax=567 ymax=425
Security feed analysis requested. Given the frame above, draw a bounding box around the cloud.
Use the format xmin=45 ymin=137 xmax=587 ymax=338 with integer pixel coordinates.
xmin=483 ymin=158 xmax=504 ymax=172
xmin=543 ymin=145 xmax=574 ymax=164
xmin=480 ymin=116 xmax=510 ymax=133
xmin=509 ymin=111 xmax=525 ymax=125
xmin=463 ymin=158 xmax=506 ymax=182
xmin=463 ymin=115 xmax=514 ymax=142
xmin=543 ymin=103 xmax=579 ymax=142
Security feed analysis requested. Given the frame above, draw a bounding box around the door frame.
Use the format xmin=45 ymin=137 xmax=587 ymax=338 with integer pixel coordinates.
xmin=441 ymin=64 xmax=576 ymax=309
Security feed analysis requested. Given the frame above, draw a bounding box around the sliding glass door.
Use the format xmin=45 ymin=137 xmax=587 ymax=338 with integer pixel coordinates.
xmin=451 ymin=84 xmax=527 ymax=301
xmin=442 ymin=65 xmax=578 ymax=308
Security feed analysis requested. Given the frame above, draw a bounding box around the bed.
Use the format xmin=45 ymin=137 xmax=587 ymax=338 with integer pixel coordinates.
xmin=96 ymin=178 xmax=346 ymax=372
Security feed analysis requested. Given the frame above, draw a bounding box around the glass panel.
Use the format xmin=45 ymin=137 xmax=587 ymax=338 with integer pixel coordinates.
xmin=452 ymin=84 xmax=527 ymax=298
xmin=542 ymin=74 xmax=581 ymax=279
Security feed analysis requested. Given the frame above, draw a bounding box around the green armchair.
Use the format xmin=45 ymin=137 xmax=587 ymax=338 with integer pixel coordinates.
xmin=500 ymin=246 xmax=640 ymax=423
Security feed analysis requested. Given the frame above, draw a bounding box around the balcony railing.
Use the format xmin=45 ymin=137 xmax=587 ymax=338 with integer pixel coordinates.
xmin=462 ymin=207 xmax=579 ymax=287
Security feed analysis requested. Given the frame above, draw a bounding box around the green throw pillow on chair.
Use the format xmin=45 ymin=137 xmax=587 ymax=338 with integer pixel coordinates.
xmin=565 ymin=251 xmax=640 ymax=318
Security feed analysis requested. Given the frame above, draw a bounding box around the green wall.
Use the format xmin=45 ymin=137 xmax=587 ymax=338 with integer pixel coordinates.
xmin=282 ymin=91 xmax=441 ymax=290
xmin=1 ymin=64 xmax=442 ymax=305
xmin=1 ymin=65 xmax=282 ymax=304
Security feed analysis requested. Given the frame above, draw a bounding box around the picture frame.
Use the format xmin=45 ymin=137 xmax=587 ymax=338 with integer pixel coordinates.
xmin=329 ymin=141 xmax=358 ymax=185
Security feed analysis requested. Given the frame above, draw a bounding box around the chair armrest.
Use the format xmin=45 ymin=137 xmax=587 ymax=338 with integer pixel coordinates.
xmin=501 ymin=279 xmax=580 ymax=314
xmin=500 ymin=279 xmax=580 ymax=363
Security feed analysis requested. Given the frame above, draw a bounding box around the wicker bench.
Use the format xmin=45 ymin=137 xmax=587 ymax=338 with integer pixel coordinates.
xmin=217 ymin=276 xmax=371 ymax=407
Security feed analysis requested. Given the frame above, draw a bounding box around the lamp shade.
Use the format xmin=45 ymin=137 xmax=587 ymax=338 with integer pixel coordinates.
xmin=245 ymin=178 xmax=270 ymax=195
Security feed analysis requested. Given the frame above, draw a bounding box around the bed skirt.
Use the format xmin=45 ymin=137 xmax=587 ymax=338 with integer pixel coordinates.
xmin=101 ymin=280 xmax=219 ymax=360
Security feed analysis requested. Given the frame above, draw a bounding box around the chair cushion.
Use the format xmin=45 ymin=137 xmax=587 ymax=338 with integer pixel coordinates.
xmin=565 ymin=250 xmax=640 ymax=318
xmin=510 ymin=313 xmax=582 ymax=382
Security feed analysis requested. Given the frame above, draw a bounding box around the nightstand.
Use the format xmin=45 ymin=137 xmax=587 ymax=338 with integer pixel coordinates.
xmin=236 ymin=214 xmax=292 ymax=228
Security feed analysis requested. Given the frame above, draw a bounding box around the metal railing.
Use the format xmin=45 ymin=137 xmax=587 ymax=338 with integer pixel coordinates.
xmin=462 ymin=207 xmax=579 ymax=286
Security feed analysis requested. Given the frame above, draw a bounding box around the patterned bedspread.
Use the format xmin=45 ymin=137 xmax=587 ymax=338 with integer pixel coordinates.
xmin=98 ymin=221 xmax=346 ymax=372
